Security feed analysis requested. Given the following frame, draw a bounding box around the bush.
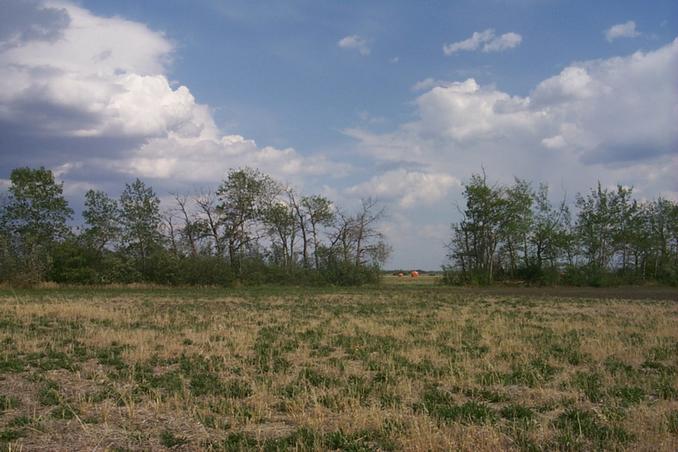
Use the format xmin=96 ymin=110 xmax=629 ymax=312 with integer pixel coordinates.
xmin=318 ymin=259 xmax=381 ymax=286
xmin=49 ymin=240 xmax=101 ymax=284
xmin=176 ymin=255 xmax=234 ymax=286
xmin=99 ymin=253 xmax=141 ymax=284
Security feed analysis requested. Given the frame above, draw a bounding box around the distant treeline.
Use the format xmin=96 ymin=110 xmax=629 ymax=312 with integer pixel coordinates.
xmin=445 ymin=172 xmax=678 ymax=286
xmin=0 ymin=167 xmax=390 ymax=287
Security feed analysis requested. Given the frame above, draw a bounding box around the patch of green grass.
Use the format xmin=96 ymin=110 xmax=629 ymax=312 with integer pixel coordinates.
xmin=0 ymin=395 xmax=19 ymax=414
xmin=418 ymin=387 xmax=496 ymax=424
xmin=500 ymin=404 xmax=535 ymax=422
xmin=667 ymin=410 xmax=678 ymax=434
xmin=28 ymin=348 xmax=77 ymax=371
xmin=251 ymin=325 xmax=292 ymax=374
xmin=571 ymin=371 xmax=605 ymax=402
xmin=8 ymin=416 xmax=30 ymax=428
xmin=0 ymin=429 xmax=26 ymax=442
xmin=612 ymin=386 xmax=644 ymax=406
xmin=603 ymin=356 xmax=635 ymax=377
xmin=0 ymin=355 xmax=24 ymax=373
xmin=554 ymin=408 xmax=633 ymax=450
xmin=648 ymin=342 xmax=676 ymax=361
xmin=216 ymin=431 xmax=258 ymax=451
xmin=479 ymin=358 xmax=558 ymax=388
xmin=37 ymin=380 xmax=60 ymax=406
xmin=298 ymin=367 xmax=336 ymax=388
xmin=189 ymin=371 xmax=222 ymax=397
xmin=654 ymin=376 xmax=678 ymax=400
xmin=224 ymin=379 xmax=253 ymax=399
xmin=50 ymin=403 xmax=78 ymax=420
xmin=96 ymin=342 xmax=128 ymax=371
xmin=160 ymin=430 xmax=189 ymax=448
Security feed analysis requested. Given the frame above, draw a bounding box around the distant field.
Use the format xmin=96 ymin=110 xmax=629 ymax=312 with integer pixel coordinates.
xmin=1 ymin=286 xmax=677 ymax=451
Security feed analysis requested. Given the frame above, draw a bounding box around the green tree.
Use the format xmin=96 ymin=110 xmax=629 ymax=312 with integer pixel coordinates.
xmin=575 ymin=183 xmax=615 ymax=269
xmin=449 ymin=173 xmax=506 ymax=284
xmin=530 ymin=183 xmax=572 ymax=270
xmin=1 ymin=167 xmax=73 ymax=281
xmin=216 ymin=167 xmax=280 ymax=276
xmin=301 ymin=195 xmax=335 ymax=269
xmin=501 ymin=178 xmax=534 ymax=276
xmin=83 ymin=189 xmax=121 ymax=252
xmin=119 ymin=179 xmax=162 ymax=275
xmin=262 ymin=200 xmax=297 ymax=269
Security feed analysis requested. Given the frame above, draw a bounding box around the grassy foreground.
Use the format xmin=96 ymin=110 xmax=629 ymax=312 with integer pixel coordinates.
xmin=0 ymin=284 xmax=677 ymax=451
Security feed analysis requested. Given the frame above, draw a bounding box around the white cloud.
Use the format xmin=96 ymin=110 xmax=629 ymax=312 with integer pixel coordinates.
xmin=338 ymin=34 xmax=370 ymax=56
xmin=605 ymin=21 xmax=641 ymax=42
xmin=112 ymin=134 xmax=349 ymax=183
xmin=482 ymin=32 xmax=522 ymax=52
xmin=345 ymin=170 xmax=459 ymax=208
xmin=350 ymin=38 xmax=678 ymax=202
xmin=0 ymin=1 xmax=342 ymax=188
xmin=443 ymin=29 xmax=522 ymax=55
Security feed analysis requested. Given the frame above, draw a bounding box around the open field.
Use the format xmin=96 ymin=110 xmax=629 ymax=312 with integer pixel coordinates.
xmin=1 ymin=286 xmax=677 ymax=451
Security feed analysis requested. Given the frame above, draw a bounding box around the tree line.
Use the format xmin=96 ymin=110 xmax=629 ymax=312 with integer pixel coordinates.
xmin=445 ymin=172 xmax=678 ymax=286
xmin=0 ymin=167 xmax=390 ymax=286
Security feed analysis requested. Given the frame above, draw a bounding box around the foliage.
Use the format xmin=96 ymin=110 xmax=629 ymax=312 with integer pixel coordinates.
xmin=0 ymin=166 xmax=389 ymax=287
xmin=0 ymin=167 xmax=73 ymax=283
xmin=445 ymin=171 xmax=678 ymax=286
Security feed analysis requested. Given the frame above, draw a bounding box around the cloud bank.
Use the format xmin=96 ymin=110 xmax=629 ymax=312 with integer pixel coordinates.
xmin=0 ymin=1 xmax=341 ymax=192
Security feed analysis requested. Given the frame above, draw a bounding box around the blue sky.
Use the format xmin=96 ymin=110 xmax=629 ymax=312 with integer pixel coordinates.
xmin=0 ymin=0 xmax=676 ymax=268
xmin=75 ymin=0 xmax=676 ymax=150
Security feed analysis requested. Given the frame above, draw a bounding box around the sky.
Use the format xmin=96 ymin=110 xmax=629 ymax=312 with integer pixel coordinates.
xmin=0 ymin=0 xmax=676 ymax=269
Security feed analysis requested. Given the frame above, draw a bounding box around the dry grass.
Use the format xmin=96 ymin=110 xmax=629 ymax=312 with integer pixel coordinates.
xmin=0 ymin=286 xmax=677 ymax=451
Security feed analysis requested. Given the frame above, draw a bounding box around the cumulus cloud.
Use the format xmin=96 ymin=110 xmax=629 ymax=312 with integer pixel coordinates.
xmin=349 ymin=38 xmax=678 ymax=203
xmin=338 ymin=34 xmax=370 ymax=55
xmin=443 ymin=29 xmax=522 ymax=55
xmin=0 ymin=1 xmax=341 ymax=190
xmin=345 ymin=170 xmax=459 ymax=208
xmin=347 ymin=38 xmax=678 ymax=265
xmin=605 ymin=21 xmax=641 ymax=42
xmin=0 ymin=0 xmax=70 ymax=48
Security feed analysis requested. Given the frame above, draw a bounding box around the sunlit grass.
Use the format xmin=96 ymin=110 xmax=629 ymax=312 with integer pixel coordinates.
xmin=0 ymin=287 xmax=676 ymax=450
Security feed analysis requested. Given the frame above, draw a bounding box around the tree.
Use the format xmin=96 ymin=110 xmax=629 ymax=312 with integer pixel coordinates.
xmin=82 ymin=189 xmax=121 ymax=252
xmin=172 ymin=193 xmax=203 ymax=257
xmin=530 ymin=183 xmax=572 ymax=270
xmin=195 ymin=190 xmax=225 ymax=257
xmin=1 ymin=167 xmax=73 ymax=280
xmin=352 ymin=198 xmax=389 ymax=267
xmin=501 ymin=178 xmax=533 ymax=275
xmin=262 ymin=199 xmax=297 ymax=269
xmin=448 ymin=173 xmax=506 ymax=283
xmin=216 ymin=167 xmax=280 ymax=276
xmin=301 ymin=195 xmax=335 ymax=269
xmin=575 ymin=183 xmax=615 ymax=269
xmin=119 ymin=179 xmax=162 ymax=274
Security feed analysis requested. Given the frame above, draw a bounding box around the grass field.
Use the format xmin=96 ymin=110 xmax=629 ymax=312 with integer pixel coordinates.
xmin=0 ymin=284 xmax=677 ymax=451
